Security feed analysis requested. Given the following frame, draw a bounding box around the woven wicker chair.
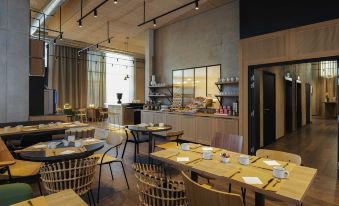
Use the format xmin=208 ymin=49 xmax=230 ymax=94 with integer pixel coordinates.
xmin=134 ymin=164 xmax=188 ymax=206
xmin=39 ymin=157 xmax=99 ymax=205
xmin=132 ymin=163 xmax=166 ymax=178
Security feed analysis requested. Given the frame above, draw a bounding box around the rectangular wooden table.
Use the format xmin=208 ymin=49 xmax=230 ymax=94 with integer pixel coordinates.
xmin=0 ymin=122 xmax=89 ymax=137
xmin=12 ymin=189 xmax=87 ymax=206
xmin=151 ymin=145 xmax=317 ymax=206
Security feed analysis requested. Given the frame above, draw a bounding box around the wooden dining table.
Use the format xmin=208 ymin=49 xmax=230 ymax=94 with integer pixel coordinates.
xmin=0 ymin=122 xmax=89 ymax=137
xmin=12 ymin=189 xmax=87 ymax=206
xmin=151 ymin=144 xmax=317 ymax=206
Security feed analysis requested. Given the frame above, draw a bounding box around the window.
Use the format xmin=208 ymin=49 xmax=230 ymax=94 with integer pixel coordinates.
xmin=105 ymin=52 xmax=134 ymax=105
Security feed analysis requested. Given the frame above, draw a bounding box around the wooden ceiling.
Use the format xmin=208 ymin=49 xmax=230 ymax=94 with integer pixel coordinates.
xmin=30 ymin=0 xmax=234 ymax=55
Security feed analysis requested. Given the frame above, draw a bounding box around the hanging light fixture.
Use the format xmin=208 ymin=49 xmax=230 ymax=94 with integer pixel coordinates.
xmin=53 ymin=39 xmax=56 ymax=44
xmin=79 ymin=20 xmax=82 ymax=27
xmin=153 ymin=19 xmax=157 ymax=27
xmin=59 ymin=6 xmax=63 ymax=40
xmin=60 ymin=33 xmax=63 ymax=40
xmin=94 ymin=9 xmax=98 ymax=17
xmin=195 ymin=1 xmax=199 ymax=10
xmin=96 ymin=44 xmax=99 ymax=48
xmin=114 ymin=0 xmax=118 ymax=4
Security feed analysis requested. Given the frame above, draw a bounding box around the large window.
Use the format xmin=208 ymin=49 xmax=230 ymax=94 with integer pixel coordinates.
xmin=105 ymin=52 xmax=134 ymax=105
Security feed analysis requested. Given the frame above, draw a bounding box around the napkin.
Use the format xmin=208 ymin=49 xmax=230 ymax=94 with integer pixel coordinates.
xmin=263 ymin=160 xmax=281 ymax=166
xmin=242 ymin=177 xmax=263 ymax=185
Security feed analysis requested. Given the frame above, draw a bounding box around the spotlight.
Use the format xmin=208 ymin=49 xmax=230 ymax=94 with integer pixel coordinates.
xmin=53 ymin=39 xmax=56 ymax=44
xmin=195 ymin=1 xmax=199 ymax=10
xmin=79 ymin=20 xmax=82 ymax=27
xmin=94 ymin=9 xmax=97 ymax=17
xmin=108 ymin=38 xmax=111 ymax=43
xmin=153 ymin=19 xmax=157 ymax=27
xmin=60 ymin=33 xmax=63 ymax=40
xmin=114 ymin=0 xmax=118 ymax=4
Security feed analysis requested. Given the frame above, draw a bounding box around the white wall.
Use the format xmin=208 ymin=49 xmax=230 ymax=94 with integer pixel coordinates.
xmin=0 ymin=0 xmax=29 ymax=122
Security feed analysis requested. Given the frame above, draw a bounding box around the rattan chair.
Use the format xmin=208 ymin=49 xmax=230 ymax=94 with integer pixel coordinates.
xmin=132 ymin=163 xmax=166 ymax=178
xmin=39 ymin=157 xmax=99 ymax=205
xmin=90 ymin=131 xmax=129 ymax=203
xmin=134 ymin=164 xmax=188 ymax=206
xmin=75 ymin=108 xmax=87 ymax=122
xmin=65 ymin=127 xmax=96 ymax=139
xmin=181 ymin=171 xmax=244 ymax=206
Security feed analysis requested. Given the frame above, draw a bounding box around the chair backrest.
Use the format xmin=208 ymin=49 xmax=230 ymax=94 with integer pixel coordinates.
xmin=105 ymin=131 xmax=124 ymax=147
xmin=0 ymin=139 xmax=14 ymax=162
xmin=134 ymin=167 xmax=187 ymax=206
xmin=211 ymin=133 xmax=243 ymax=153
xmin=181 ymin=171 xmax=244 ymax=206
xmin=65 ymin=127 xmax=95 ymax=139
xmin=40 ymin=157 xmax=99 ymax=195
xmin=132 ymin=163 xmax=166 ymax=178
xmin=256 ymin=149 xmax=302 ymax=165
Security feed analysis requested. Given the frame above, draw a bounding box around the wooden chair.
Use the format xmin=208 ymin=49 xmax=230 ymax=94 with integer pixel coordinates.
xmin=134 ymin=165 xmax=188 ymax=206
xmin=211 ymin=133 xmax=243 ymax=153
xmin=98 ymin=107 xmax=108 ymax=122
xmin=75 ymin=108 xmax=87 ymax=122
xmin=256 ymin=149 xmax=302 ymax=165
xmin=90 ymin=131 xmax=129 ymax=203
xmin=122 ymin=128 xmax=149 ymax=162
xmin=39 ymin=157 xmax=99 ymax=205
xmin=65 ymin=127 xmax=96 ymax=139
xmin=0 ymin=139 xmax=42 ymax=195
xmin=181 ymin=171 xmax=244 ymax=206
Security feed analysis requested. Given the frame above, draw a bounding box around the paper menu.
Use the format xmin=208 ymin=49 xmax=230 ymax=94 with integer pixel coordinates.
xmin=242 ymin=177 xmax=263 ymax=185
xmin=263 ymin=160 xmax=281 ymax=166
xmin=177 ymin=157 xmax=190 ymax=162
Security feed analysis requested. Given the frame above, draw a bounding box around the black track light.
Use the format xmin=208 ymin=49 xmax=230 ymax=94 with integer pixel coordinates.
xmin=195 ymin=1 xmax=199 ymax=10
xmin=114 ymin=0 xmax=118 ymax=4
xmin=153 ymin=19 xmax=157 ymax=27
xmin=53 ymin=39 xmax=56 ymax=44
xmin=79 ymin=20 xmax=82 ymax=27
xmin=60 ymin=33 xmax=63 ymax=40
xmin=94 ymin=9 xmax=98 ymax=17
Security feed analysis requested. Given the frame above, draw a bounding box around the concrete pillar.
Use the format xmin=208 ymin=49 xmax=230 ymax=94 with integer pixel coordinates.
xmin=145 ymin=29 xmax=155 ymax=101
xmin=0 ymin=0 xmax=29 ymax=122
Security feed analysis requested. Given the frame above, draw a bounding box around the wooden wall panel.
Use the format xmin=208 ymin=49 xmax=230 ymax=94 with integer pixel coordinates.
xmin=240 ymin=18 xmax=339 ymax=154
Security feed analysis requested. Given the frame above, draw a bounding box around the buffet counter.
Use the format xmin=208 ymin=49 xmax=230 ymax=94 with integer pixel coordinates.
xmin=141 ymin=110 xmax=239 ymax=145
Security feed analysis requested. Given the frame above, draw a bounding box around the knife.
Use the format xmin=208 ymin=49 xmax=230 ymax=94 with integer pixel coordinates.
xmin=263 ymin=178 xmax=274 ymax=189
xmin=251 ymin=157 xmax=261 ymax=163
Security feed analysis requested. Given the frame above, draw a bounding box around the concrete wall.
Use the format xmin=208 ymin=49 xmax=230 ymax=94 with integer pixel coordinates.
xmin=0 ymin=0 xmax=29 ymax=122
xmin=153 ymin=1 xmax=239 ymax=84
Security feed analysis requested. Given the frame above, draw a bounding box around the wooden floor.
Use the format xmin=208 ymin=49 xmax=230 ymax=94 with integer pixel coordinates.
xmin=32 ymin=119 xmax=339 ymax=206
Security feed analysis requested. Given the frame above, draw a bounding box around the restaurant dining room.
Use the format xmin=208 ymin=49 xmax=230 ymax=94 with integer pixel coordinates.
xmin=1 ymin=0 xmax=339 ymax=206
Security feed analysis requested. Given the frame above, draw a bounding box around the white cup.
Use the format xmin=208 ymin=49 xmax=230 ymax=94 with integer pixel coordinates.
xmin=221 ymin=157 xmax=230 ymax=163
xmin=239 ymin=155 xmax=250 ymax=165
xmin=74 ymin=140 xmax=82 ymax=148
xmin=48 ymin=142 xmax=57 ymax=149
xmin=273 ymin=166 xmax=289 ymax=179
xmin=203 ymin=150 xmax=213 ymax=160
xmin=181 ymin=143 xmax=190 ymax=151
xmin=159 ymin=123 xmax=165 ymax=127
xmin=62 ymin=140 xmax=69 ymax=147
xmin=67 ymin=135 xmax=75 ymax=141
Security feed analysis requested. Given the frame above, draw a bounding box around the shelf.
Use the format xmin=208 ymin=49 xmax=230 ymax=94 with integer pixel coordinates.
xmin=149 ymin=85 xmax=172 ymax=88
xmin=215 ymin=81 xmax=239 ymax=85
xmin=215 ymin=94 xmax=239 ymax=97
xmin=149 ymin=95 xmax=172 ymax=97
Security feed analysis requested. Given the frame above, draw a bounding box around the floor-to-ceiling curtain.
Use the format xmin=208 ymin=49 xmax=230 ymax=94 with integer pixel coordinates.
xmin=87 ymin=52 xmax=106 ymax=107
xmin=49 ymin=45 xmax=87 ymax=109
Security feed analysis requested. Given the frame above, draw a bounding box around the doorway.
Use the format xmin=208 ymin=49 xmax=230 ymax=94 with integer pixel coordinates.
xmin=263 ymin=72 xmax=276 ymax=146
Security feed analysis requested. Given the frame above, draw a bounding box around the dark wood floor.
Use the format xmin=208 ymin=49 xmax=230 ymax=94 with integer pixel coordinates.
xmin=31 ymin=120 xmax=339 ymax=206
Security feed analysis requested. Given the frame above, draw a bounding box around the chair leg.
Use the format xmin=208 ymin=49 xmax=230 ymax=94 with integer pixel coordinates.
xmin=120 ymin=162 xmax=130 ymax=189
xmin=97 ymin=164 xmax=102 ymax=203
xmin=228 ymin=183 xmax=232 ymax=193
xmin=87 ymin=192 xmax=92 ymax=206
xmin=109 ymin=163 xmax=114 ymax=180
xmin=134 ymin=143 xmax=137 ymax=162
xmin=90 ymin=190 xmax=96 ymax=206
xmin=122 ymin=140 xmax=128 ymax=158
xmin=241 ymin=188 xmax=246 ymax=206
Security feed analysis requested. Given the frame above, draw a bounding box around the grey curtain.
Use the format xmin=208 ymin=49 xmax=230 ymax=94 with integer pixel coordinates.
xmin=48 ymin=45 xmax=88 ymax=109
xmin=87 ymin=52 xmax=106 ymax=107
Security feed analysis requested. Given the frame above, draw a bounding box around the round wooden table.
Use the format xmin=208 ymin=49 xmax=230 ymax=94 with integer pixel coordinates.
xmin=127 ymin=124 xmax=172 ymax=162
xmin=20 ymin=140 xmax=104 ymax=162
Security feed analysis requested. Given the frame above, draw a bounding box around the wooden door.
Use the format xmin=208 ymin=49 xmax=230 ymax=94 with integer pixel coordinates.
xmin=285 ymin=80 xmax=293 ymax=134
xmin=263 ymin=72 xmax=276 ymax=146
xmin=196 ymin=117 xmax=213 ymax=145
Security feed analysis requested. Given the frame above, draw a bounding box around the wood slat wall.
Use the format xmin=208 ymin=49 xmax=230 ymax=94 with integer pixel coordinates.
xmin=239 ymin=18 xmax=339 ymax=153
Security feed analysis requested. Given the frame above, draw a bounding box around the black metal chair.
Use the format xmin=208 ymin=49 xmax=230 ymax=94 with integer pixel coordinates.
xmin=20 ymin=132 xmax=53 ymax=148
xmin=122 ymin=128 xmax=149 ymax=162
